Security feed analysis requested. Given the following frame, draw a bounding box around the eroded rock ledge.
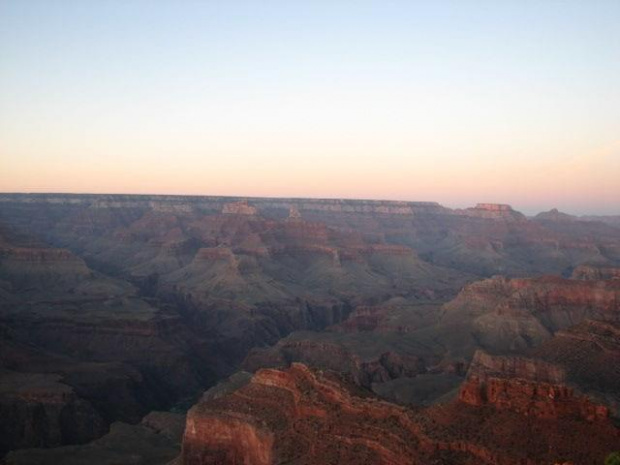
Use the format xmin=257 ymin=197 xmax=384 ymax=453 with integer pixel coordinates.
xmin=459 ymin=351 xmax=609 ymax=421
xmin=179 ymin=363 xmax=619 ymax=465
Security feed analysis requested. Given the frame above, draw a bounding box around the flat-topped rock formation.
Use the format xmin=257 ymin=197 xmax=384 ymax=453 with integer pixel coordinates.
xmin=0 ymin=193 xmax=447 ymax=216
xmin=456 ymin=203 xmax=527 ymax=221
xmin=0 ymin=246 xmax=93 ymax=291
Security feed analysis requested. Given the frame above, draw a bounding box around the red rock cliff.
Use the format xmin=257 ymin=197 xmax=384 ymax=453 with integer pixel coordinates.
xmin=459 ymin=351 xmax=609 ymax=421
xmin=180 ymin=364 xmax=620 ymax=465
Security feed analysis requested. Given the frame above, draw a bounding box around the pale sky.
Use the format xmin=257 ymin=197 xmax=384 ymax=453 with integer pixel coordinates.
xmin=1 ymin=1 xmax=619 ymax=215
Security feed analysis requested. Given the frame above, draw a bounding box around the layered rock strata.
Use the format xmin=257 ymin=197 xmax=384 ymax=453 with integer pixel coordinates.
xmin=179 ymin=363 xmax=619 ymax=465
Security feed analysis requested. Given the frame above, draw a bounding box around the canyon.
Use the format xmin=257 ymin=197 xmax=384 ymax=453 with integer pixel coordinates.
xmin=0 ymin=194 xmax=618 ymax=464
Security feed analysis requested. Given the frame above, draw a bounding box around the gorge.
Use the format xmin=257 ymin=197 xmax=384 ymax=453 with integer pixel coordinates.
xmin=0 ymin=194 xmax=618 ymax=464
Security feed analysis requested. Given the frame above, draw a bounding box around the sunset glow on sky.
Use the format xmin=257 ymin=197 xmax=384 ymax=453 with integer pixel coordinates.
xmin=1 ymin=1 xmax=619 ymax=214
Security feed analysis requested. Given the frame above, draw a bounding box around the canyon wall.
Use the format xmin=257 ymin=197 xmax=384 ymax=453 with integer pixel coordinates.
xmin=178 ymin=363 xmax=619 ymax=465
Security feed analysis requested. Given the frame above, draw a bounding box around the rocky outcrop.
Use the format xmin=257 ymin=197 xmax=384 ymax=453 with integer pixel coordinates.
xmin=274 ymin=220 xmax=330 ymax=244
xmin=221 ymin=201 xmax=258 ymax=216
xmin=193 ymin=247 xmax=237 ymax=262
xmin=182 ymin=412 xmax=273 ymax=465
xmin=4 ymin=310 xmax=215 ymax=404
xmin=0 ymin=228 xmax=216 ymax=458
xmin=3 ymin=411 xmax=186 ymax=465
xmin=465 ymin=350 xmax=566 ymax=383
xmin=458 ymin=351 xmax=609 ymax=421
xmin=181 ymin=363 xmax=420 ymax=465
xmin=330 ymin=305 xmax=389 ymax=332
xmin=0 ymin=311 xmax=212 ymax=457
xmin=571 ymin=264 xmax=620 ymax=280
xmin=243 ymin=339 xmax=358 ymax=375
xmin=179 ymin=363 xmax=619 ymax=465
xmin=243 ymin=338 xmax=427 ymax=387
xmin=286 ymin=206 xmax=302 ymax=221
xmin=0 ymin=245 xmax=92 ymax=290
xmin=456 ymin=203 xmax=527 ymax=221
xmin=439 ymin=275 xmax=620 ymax=355
xmin=530 ymin=319 xmax=620 ymax=417
xmin=0 ymin=371 xmax=107 ymax=456
xmin=533 ymin=208 xmax=577 ymax=222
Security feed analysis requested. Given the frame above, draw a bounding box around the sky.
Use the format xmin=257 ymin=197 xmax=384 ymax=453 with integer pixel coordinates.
xmin=1 ymin=1 xmax=619 ymax=215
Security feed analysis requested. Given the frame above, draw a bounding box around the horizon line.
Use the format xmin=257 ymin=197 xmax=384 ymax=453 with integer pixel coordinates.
xmin=0 ymin=191 xmax=617 ymax=218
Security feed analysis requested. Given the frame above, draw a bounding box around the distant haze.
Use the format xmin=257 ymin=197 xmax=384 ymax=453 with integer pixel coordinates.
xmin=1 ymin=1 xmax=619 ymax=215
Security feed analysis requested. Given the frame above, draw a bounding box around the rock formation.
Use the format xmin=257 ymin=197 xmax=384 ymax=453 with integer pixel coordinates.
xmin=458 ymin=351 xmax=609 ymax=421
xmin=534 ymin=208 xmax=577 ymax=223
xmin=530 ymin=319 xmax=620 ymax=417
xmin=286 ymin=205 xmax=302 ymax=221
xmin=438 ymin=274 xmax=620 ymax=355
xmin=1 ymin=193 xmax=619 ymax=461
xmin=3 ymin=411 xmax=185 ymax=465
xmin=243 ymin=338 xmax=427 ymax=387
xmin=0 ymin=227 xmax=216 ymax=457
xmin=221 ymin=200 xmax=258 ymax=215
xmin=456 ymin=203 xmax=527 ymax=221
xmin=571 ymin=264 xmax=620 ymax=280
xmin=0 ymin=370 xmax=107 ymax=455
xmin=179 ymin=363 xmax=619 ymax=465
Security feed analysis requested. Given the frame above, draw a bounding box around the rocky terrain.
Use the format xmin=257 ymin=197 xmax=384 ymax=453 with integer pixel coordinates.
xmin=180 ymin=363 xmax=618 ymax=465
xmin=242 ymin=273 xmax=620 ymax=410
xmin=437 ymin=274 xmax=620 ymax=355
xmin=0 ymin=193 xmax=618 ymax=462
xmin=458 ymin=350 xmax=608 ymax=421
xmin=530 ymin=319 xmax=620 ymax=417
xmin=0 ymin=226 xmax=214 ymax=456
xmin=3 ymin=411 xmax=185 ymax=465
